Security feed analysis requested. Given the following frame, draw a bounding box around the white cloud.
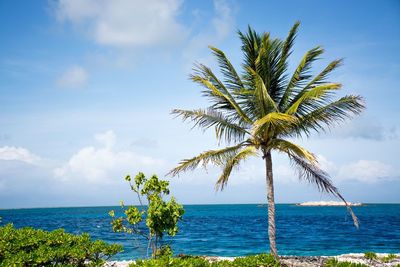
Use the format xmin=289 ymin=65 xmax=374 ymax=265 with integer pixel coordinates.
xmin=183 ymin=0 xmax=235 ymax=64
xmin=95 ymin=130 xmax=116 ymax=149
xmin=55 ymin=0 xmax=99 ymax=22
xmin=272 ymin=155 xmax=335 ymax=185
xmin=317 ymin=155 xmax=398 ymax=184
xmin=57 ymin=65 xmax=88 ymax=88
xmin=274 ymin=164 xmax=297 ymax=184
xmin=316 ymin=154 xmax=336 ymax=173
xmin=54 ymin=130 xmax=164 ymax=184
xmin=53 ymin=0 xmax=235 ymax=68
xmin=229 ymin=162 xmax=264 ymax=186
xmin=0 ymin=146 xmax=40 ymax=164
xmin=273 ymin=155 xmax=398 ymax=185
xmin=338 ymin=160 xmax=396 ymax=183
xmin=322 ymin=116 xmax=398 ymax=141
xmin=55 ymin=0 xmax=187 ymax=48
xmin=212 ymin=0 xmax=235 ymax=40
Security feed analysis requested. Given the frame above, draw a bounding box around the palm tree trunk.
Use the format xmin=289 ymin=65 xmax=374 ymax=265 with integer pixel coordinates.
xmin=264 ymin=150 xmax=278 ymax=259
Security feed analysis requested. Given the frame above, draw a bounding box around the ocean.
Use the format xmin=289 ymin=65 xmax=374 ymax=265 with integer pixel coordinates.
xmin=0 ymin=204 xmax=399 ymax=260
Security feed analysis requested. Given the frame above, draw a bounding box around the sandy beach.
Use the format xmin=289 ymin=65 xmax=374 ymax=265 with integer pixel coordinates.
xmin=105 ymin=253 xmax=400 ymax=267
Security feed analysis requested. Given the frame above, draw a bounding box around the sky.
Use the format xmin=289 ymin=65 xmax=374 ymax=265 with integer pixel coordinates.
xmin=0 ymin=0 xmax=399 ymax=209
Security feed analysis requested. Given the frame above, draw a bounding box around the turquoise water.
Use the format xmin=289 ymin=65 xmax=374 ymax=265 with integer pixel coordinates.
xmin=0 ymin=204 xmax=399 ymax=259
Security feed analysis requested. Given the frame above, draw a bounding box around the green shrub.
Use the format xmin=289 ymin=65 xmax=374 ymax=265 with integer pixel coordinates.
xmin=155 ymin=245 xmax=173 ymax=259
xmin=0 ymin=223 xmax=122 ymax=266
xmin=229 ymin=254 xmax=279 ymax=267
xmin=132 ymin=256 xmax=208 ymax=267
xmin=324 ymin=258 xmax=368 ymax=267
xmin=109 ymin=172 xmax=184 ymax=258
xmin=381 ymin=253 xmax=397 ymax=263
xmin=363 ymin=251 xmax=377 ymax=260
xmin=130 ymin=254 xmax=279 ymax=267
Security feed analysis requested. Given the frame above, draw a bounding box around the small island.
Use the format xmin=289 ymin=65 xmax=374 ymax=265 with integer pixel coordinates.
xmin=297 ymin=201 xmax=363 ymax=206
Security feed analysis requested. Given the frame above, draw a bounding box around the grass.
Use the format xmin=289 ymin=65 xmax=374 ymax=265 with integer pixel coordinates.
xmin=381 ymin=253 xmax=397 ymax=263
xmin=324 ymin=258 xmax=368 ymax=267
xmin=128 ymin=253 xmax=400 ymax=267
xmin=364 ymin=251 xmax=377 ymax=261
xmin=130 ymin=254 xmax=280 ymax=267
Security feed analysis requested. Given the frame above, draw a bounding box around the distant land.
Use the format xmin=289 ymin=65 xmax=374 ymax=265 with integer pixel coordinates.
xmin=297 ymin=201 xmax=363 ymax=206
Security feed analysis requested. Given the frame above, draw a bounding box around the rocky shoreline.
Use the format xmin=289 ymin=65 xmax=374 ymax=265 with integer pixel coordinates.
xmin=105 ymin=253 xmax=400 ymax=267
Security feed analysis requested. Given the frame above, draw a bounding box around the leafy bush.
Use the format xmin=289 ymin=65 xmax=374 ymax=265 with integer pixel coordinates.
xmin=228 ymin=254 xmax=280 ymax=267
xmin=324 ymin=258 xmax=369 ymax=267
xmin=155 ymin=245 xmax=173 ymax=259
xmin=363 ymin=251 xmax=377 ymax=260
xmin=324 ymin=258 xmax=368 ymax=267
xmin=109 ymin=172 xmax=184 ymax=258
xmin=130 ymin=254 xmax=279 ymax=267
xmin=0 ymin=223 xmax=122 ymax=266
xmin=381 ymin=253 xmax=397 ymax=263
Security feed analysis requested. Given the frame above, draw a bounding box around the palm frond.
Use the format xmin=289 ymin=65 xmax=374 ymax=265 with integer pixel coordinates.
xmin=167 ymin=143 xmax=247 ymax=177
xmin=237 ymin=27 xmax=265 ymax=121
xmin=288 ymin=153 xmax=359 ymax=228
xmin=273 ymin=21 xmax=300 ymax=100
xmin=209 ymin=46 xmax=244 ymax=91
xmin=171 ymin=108 xmax=249 ymax=143
xmin=285 ymin=83 xmax=342 ymax=115
xmin=216 ymin=146 xmax=258 ymax=190
xmin=252 ymin=112 xmax=299 ymax=137
xmin=270 ymin=139 xmax=316 ymax=162
xmin=192 ymin=63 xmax=228 ymax=94
xmin=306 ymin=59 xmax=343 ymax=87
xmin=287 ymin=59 xmax=343 ymax=108
xmin=254 ymin=33 xmax=285 ymax=95
xmin=280 ymin=21 xmax=300 ymax=65
xmin=247 ymin=67 xmax=278 ymax=116
xmin=288 ymin=95 xmax=365 ymax=137
xmin=238 ymin=26 xmax=262 ymax=74
xmin=279 ymin=46 xmax=324 ymax=110
xmin=190 ymin=75 xmax=252 ymax=124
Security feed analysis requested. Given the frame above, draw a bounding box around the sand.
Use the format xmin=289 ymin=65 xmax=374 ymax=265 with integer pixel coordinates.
xmin=104 ymin=253 xmax=400 ymax=267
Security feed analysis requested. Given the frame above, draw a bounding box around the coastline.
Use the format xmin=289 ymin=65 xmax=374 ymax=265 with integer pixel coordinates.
xmin=7 ymin=202 xmax=397 ymax=210
xmin=297 ymin=201 xmax=363 ymax=206
xmin=105 ymin=253 xmax=400 ymax=267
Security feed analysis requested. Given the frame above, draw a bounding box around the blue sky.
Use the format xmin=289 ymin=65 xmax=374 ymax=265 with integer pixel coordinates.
xmin=0 ymin=0 xmax=399 ymax=208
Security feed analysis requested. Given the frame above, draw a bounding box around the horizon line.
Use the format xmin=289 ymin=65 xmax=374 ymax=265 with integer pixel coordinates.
xmin=2 ymin=202 xmax=400 ymax=211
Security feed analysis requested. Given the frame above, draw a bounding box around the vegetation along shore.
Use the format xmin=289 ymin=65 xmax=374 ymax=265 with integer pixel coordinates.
xmin=104 ymin=253 xmax=400 ymax=267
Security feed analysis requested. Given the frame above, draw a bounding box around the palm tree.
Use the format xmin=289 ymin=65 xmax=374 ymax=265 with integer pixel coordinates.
xmin=168 ymin=22 xmax=364 ymax=258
